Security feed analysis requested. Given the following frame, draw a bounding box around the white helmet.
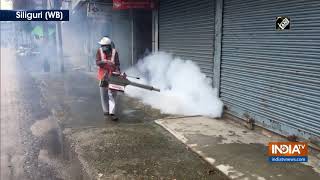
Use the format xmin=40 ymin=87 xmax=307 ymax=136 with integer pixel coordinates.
xmin=98 ymin=37 xmax=112 ymax=45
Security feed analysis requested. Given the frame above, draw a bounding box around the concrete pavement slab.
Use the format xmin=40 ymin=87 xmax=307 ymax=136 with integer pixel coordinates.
xmin=63 ymin=124 xmax=229 ymax=179
xmin=155 ymin=116 xmax=320 ymax=180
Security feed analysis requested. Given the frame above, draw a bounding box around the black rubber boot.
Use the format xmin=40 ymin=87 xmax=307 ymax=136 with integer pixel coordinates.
xmin=110 ymin=114 xmax=118 ymax=121
xmin=104 ymin=112 xmax=110 ymax=120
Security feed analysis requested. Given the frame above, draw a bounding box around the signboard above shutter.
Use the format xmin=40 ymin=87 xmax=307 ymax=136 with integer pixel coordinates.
xmin=87 ymin=2 xmax=112 ymax=19
xmin=112 ymin=0 xmax=157 ymax=10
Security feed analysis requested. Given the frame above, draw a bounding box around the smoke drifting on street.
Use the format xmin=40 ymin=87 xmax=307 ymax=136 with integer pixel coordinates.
xmin=125 ymin=52 xmax=224 ymax=118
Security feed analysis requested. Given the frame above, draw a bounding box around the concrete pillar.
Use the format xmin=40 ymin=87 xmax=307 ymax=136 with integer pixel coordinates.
xmin=213 ymin=0 xmax=223 ymax=96
xmin=130 ymin=9 xmax=134 ymax=66
xmin=152 ymin=9 xmax=158 ymax=52
xmin=54 ymin=0 xmax=64 ymax=72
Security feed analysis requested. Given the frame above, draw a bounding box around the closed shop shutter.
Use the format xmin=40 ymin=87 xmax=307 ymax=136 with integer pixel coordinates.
xmin=159 ymin=0 xmax=215 ymax=79
xmin=220 ymin=0 xmax=320 ymax=140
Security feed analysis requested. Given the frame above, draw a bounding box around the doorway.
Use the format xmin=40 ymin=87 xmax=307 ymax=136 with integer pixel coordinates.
xmin=133 ymin=10 xmax=153 ymax=63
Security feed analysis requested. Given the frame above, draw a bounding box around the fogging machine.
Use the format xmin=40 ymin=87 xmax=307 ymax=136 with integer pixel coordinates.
xmin=102 ymin=72 xmax=160 ymax=93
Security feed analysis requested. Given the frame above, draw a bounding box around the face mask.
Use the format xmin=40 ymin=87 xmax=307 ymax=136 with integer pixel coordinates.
xmin=102 ymin=45 xmax=112 ymax=53
xmin=101 ymin=46 xmax=108 ymax=51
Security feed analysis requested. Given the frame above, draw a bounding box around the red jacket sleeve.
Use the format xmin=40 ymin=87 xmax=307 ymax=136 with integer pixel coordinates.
xmin=96 ymin=49 xmax=104 ymax=67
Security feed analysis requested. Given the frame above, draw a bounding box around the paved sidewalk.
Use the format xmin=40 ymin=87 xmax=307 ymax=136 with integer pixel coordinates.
xmin=32 ymin=71 xmax=229 ymax=179
xmin=156 ymin=116 xmax=320 ymax=180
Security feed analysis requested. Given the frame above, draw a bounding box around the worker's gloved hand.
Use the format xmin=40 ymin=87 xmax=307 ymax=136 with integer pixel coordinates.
xmin=97 ymin=61 xmax=105 ymax=67
xmin=112 ymin=71 xmax=121 ymax=76
xmin=104 ymin=60 xmax=115 ymax=66
xmin=121 ymin=72 xmax=127 ymax=78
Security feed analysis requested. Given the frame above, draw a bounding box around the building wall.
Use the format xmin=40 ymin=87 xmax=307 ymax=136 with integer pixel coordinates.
xmin=158 ymin=0 xmax=320 ymax=142
xmin=1 ymin=22 xmax=15 ymax=48
xmin=220 ymin=0 xmax=320 ymax=142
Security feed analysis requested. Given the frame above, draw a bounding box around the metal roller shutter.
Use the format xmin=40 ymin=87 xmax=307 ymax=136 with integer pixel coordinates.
xmin=221 ymin=0 xmax=320 ymax=140
xmin=159 ymin=0 xmax=215 ymax=79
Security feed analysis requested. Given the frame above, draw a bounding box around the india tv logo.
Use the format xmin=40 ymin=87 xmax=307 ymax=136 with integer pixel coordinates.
xmin=268 ymin=142 xmax=308 ymax=162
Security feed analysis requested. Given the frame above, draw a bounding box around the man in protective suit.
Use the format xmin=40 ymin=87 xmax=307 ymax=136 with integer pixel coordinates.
xmin=96 ymin=37 xmax=120 ymax=121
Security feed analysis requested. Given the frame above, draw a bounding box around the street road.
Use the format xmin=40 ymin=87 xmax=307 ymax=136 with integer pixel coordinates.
xmin=1 ymin=48 xmax=64 ymax=180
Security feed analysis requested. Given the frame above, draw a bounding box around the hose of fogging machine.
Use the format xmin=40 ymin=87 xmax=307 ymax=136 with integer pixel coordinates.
xmin=130 ymin=82 xmax=160 ymax=92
